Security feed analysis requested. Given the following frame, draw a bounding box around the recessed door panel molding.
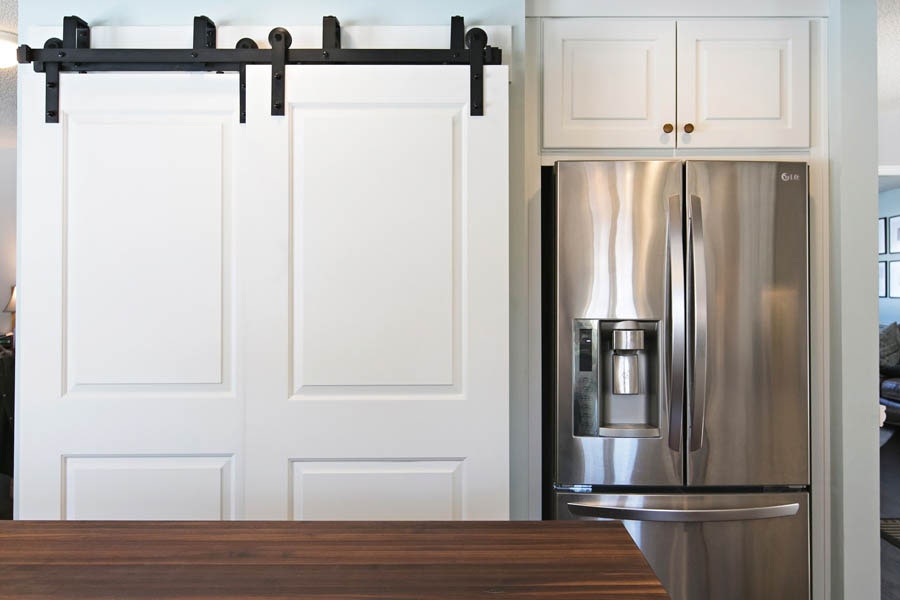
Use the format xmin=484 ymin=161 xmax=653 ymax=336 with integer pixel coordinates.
xmin=64 ymin=113 xmax=232 ymax=393
xmin=242 ymin=64 xmax=509 ymax=520
xmin=677 ymin=19 xmax=810 ymax=148
xmin=291 ymin=106 xmax=460 ymax=395
xmin=63 ymin=455 xmax=234 ymax=520
xmin=542 ymin=18 xmax=676 ymax=149
xmin=290 ymin=459 xmax=463 ymax=520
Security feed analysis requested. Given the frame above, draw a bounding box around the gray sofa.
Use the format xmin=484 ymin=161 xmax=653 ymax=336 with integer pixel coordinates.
xmin=881 ymin=322 xmax=900 ymax=425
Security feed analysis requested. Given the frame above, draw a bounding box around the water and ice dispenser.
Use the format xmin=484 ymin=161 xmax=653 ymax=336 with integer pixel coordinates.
xmin=573 ymin=319 xmax=660 ymax=437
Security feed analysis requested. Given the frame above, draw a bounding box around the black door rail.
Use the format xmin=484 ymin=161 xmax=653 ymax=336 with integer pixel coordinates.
xmin=17 ymin=15 xmax=502 ymax=123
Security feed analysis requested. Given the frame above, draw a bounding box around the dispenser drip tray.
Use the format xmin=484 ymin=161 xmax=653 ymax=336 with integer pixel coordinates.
xmin=597 ymin=424 xmax=661 ymax=438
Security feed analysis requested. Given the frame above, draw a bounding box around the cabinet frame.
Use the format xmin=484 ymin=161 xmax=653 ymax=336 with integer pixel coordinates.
xmin=541 ymin=17 xmax=811 ymax=150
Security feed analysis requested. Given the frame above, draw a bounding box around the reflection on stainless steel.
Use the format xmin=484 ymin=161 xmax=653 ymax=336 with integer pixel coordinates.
xmin=556 ymin=492 xmax=810 ymax=600
xmin=685 ymin=162 xmax=809 ymax=486
xmin=555 ymin=161 xmax=683 ymax=486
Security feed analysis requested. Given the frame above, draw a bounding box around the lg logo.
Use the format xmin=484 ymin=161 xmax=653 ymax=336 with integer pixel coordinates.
xmin=780 ymin=172 xmax=800 ymax=182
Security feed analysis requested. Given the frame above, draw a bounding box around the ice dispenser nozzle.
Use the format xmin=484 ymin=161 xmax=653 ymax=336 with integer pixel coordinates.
xmin=611 ymin=323 xmax=644 ymax=395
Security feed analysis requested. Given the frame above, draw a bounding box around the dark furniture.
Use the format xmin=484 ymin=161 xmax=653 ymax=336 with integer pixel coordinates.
xmin=0 ymin=345 xmax=11 ymax=481
xmin=0 ymin=520 xmax=668 ymax=599
xmin=882 ymin=366 xmax=900 ymax=426
xmin=0 ymin=345 xmax=12 ymax=521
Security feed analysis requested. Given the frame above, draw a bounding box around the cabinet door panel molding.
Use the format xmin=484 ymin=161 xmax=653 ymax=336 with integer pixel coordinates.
xmin=543 ymin=18 xmax=676 ymax=148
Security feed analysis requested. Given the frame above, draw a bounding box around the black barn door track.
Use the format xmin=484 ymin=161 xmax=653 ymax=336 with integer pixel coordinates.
xmin=17 ymin=14 xmax=503 ymax=123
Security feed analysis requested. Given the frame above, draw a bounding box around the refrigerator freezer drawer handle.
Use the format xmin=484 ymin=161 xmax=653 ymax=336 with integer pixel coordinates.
xmin=688 ymin=194 xmax=709 ymax=452
xmin=567 ymin=501 xmax=800 ymax=522
xmin=667 ymin=194 xmax=686 ymax=452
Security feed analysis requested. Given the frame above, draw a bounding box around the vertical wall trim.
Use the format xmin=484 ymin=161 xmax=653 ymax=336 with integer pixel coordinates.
xmin=827 ymin=0 xmax=880 ymax=597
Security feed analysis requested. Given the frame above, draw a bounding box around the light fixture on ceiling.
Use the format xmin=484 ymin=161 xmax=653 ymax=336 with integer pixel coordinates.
xmin=0 ymin=31 xmax=18 ymax=69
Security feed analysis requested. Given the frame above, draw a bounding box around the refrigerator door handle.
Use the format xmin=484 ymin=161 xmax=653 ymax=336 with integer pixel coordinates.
xmin=567 ymin=501 xmax=800 ymax=522
xmin=688 ymin=194 xmax=709 ymax=452
xmin=667 ymin=194 xmax=685 ymax=451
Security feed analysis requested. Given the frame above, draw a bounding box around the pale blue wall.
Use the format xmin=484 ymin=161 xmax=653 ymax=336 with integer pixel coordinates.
xmin=21 ymin=0 xmax=520 ymax=27
xmin=880 ymin=187 xmax=900 ymax=324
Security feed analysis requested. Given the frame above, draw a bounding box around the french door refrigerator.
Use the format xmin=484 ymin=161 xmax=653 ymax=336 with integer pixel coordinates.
xmin=546 ymin=160 xmax=809 ymax=600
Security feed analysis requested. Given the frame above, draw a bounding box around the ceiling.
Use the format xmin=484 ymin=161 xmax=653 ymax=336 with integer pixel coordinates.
xmin=0 ymin=0 xmax=15 ymax=149
xmin=880 ymin=0 xmax=900 ymax=112
xmin=868 ymin=0 xmax=900 ymax=191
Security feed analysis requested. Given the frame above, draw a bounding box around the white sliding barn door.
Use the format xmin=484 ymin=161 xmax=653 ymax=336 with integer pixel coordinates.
xmin=241 ymin=64 xmax=509 ymax=520
xmin=17 ymin=71 xmax=246 ymax=519
xmin=17 ymin=27 xmax=509 ymax=520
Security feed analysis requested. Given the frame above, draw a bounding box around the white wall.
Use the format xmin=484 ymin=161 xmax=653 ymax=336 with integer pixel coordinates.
xmin=879 ymin=109 xmax=900 ymax=166
xmin=829 ymin=0 xmax=881 ymax=598
xmin=19 ymin=0 xmax=531 ymax=519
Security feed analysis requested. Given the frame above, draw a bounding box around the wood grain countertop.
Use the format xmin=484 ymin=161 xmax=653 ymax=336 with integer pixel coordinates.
xmin=0 ymin=520 xmax=668 ymax=599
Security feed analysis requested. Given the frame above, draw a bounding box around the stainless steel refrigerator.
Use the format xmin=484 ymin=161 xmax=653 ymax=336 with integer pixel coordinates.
xmin=545 ymin=160 xmax=809 ymax=600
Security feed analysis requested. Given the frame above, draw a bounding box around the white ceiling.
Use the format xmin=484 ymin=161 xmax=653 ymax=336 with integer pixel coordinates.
xmin=0 ymin=0 xmax=15 ymax=149
xmin=881 ymin=0 xmax=900 ymax=112
xmin=883 ymin=0 xmax=900 ymax=191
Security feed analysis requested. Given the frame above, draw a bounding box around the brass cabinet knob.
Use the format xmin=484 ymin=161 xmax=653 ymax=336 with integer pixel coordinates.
xmin=662 ymin=123 xmax=674 ymax=134
xmin=683 ymin=123 xmax=695 ymax=134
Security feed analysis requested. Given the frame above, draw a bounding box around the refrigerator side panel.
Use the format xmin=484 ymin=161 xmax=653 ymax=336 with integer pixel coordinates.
xmin=555 ymin=160 xmax=683 ymax=487
xmin=556 ymin=491 xmax=810 ymax=600
xmin=685 ymin=161 xmax=810 ymax=486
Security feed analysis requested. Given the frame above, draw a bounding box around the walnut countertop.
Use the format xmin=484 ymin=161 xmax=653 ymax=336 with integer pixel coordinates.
xmin=0 ymin=520 xmax=667 ymax=599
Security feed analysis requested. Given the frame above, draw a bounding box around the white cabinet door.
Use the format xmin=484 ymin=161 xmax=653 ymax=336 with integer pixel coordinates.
xmin=542 ymin=19 xmax=676 ymax=149
xmin=676 ymin=19 xmax=810 ymax=148
xmin=17 ymin=70 xmax=246 ymax=519
xmin=240 ymin=63 xmax=509 ymax=520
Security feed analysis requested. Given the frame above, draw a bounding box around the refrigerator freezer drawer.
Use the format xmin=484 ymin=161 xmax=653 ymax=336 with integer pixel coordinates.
xmin=556 ymin=491 xmax=810 ymax=600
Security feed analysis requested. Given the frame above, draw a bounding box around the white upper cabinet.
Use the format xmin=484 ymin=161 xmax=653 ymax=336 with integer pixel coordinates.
xmin=543 ymin=19 xmax=676 ymax=148
xmin=542 ymin=18 xmax=810 ymax=149
xmin=677 ymin=19 xmax=809 ymax=148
